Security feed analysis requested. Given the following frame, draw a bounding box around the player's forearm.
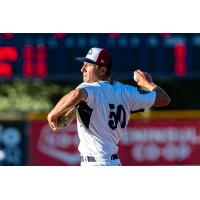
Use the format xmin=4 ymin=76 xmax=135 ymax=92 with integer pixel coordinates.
xmin=53 ymin=90 xmax=79 ymax=112
xmin=142 ymin=82 xmax=171 ymax=106
xmin=140 ymin=82 xmax=157 ymax=91
xmin=152 ymin=86 xmax=171 ymax=107
xmin=48 ymin=88 xmax=86 ymax=120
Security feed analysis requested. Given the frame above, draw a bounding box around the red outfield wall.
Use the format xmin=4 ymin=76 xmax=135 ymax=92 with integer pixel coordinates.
xmin=28 ymin=111 xmax=200 ymax=166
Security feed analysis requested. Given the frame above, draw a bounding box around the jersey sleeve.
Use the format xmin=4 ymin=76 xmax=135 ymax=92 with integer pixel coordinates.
xmin=76 ymin=82 xmax=96 ymax=107
xmin=125 ymin=85 xmax=156 ymax=111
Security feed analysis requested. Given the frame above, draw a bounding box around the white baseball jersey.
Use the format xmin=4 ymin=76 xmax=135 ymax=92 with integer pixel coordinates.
xmin=76 ymin=80 xmax=156 ymax=158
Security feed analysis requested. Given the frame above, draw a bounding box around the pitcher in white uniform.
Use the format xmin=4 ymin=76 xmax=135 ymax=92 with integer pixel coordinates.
xmin=47 ymin=47 xmax=171 ymax=166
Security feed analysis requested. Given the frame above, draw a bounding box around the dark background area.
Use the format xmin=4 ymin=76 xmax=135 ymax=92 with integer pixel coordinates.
xmin=0 ymin=33 xmax=200 ymax=111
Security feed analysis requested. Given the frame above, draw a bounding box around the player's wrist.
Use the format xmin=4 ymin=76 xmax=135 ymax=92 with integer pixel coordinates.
xmin=143 ymin=82 xmax=157 ymax=91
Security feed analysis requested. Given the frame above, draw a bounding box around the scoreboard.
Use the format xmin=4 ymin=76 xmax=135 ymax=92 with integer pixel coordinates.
xmin=0 ymin=33 xmax=200 ymax=80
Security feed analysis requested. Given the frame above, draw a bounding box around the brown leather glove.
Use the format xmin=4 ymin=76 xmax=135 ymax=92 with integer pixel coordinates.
xmin=56 ymin=106 xmax=77 ymax=129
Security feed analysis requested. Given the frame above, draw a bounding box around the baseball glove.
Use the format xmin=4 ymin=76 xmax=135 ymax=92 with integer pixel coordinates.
xmin=56 ymin=106 xmax=77 ymax=129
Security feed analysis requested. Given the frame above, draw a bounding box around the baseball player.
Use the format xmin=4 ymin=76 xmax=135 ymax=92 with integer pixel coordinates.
xmin=47 ymin=47 xmax=171 ymax=166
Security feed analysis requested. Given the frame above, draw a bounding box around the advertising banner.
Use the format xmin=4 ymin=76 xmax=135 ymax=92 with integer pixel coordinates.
xmin=119 ymin=119 xmax=200 ymax=165
xmin=29 ymin=118 xmax=200 ymax=166
xmin=0 ymin=121 xmax=28 ymax=166
xmin=29 ymin=121 xmax=80 ymax=166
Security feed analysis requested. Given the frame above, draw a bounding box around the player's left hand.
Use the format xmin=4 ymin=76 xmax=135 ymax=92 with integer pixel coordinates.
xmin=47 ymin=113 xmax=59 ymax=132
xmin=50 ymin=121 xmax=59 ymax=132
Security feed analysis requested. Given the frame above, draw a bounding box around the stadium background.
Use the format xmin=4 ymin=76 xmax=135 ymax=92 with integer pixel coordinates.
xmin=0 ymin=33 xmax=200 ymax=166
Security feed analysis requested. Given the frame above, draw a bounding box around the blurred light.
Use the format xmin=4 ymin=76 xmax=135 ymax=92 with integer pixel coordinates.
xmin=53 ymin=33 xmax=66 ymax=39
xmin=3 ymin=33 xmax=14 ymax=39
xmin=164 ymin=36 xmax=186 ymax=47
xmin=118 ymin=36 xmax=128 ymax=47
xmin=25 ymin=38 xmax=34 ymax=46
xmin=36 ymin=60 xmax=47 ymax=78
xmin=192 ymin=35 xmax=200 ymax=46
xmin=36 ymin=45 xmax=47 ymax=60
xmin=109 ymin=33 xmax=121 ymax=38
xmin=0 ymin=62 xmax=13 ymax=77
xmin=22 ymin=45 xmax=34 ymax=60
xmin=0 ymin=46 xmax=18 ymax=61
xmin=0 ymin=46 xmax=17 ymax=78
xmin=147 ymin=36 xmax=159 ymax=47
xmin=89 ymin=36 xmax=98 ymax=46
xmin=48 ymin=37 xmax=57 ymax=48
xmin=174 ymin=43 xmax=186 ymax=58
xmin=130 ymin=36 xmax=140 ymax=47
xmin=164 ymin=37 xmax=174 ymax=47
xmin=65 ymin=37 xmax=75 ymax=48
xmin=174 ymin=62 xmax=186 ymax=76
xmin=36 ymin=45 xmax=47 ymax=78
xmin=77 ymin=36 xmax=86 ymax=47
xmin=107 ymin=37 xmax=116 ymax=47
xmin=23 ymin=60 xmax=34 ymax=77
xmin=36 ymin=37 xmax=45 ymax=46
xmin=174 ymin=43 xmax=187 ymax=76
xmin=160 ymin=33 xmax=172 ymax=38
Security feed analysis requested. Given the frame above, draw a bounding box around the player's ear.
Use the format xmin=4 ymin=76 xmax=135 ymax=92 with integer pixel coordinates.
xmin=99 ymin=66 xmax=107 ymax=76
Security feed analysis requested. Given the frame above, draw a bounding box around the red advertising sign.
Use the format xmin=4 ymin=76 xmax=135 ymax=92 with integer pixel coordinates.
xmin=29 ymin=118 xmax=200 ymax=166
xmin=29 ymin=121 xmax=80 ymax=166
xmin=119 ymin=119 xmax=200 ymax=165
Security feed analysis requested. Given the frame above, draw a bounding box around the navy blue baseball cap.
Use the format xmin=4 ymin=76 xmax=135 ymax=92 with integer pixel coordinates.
xmin=76 ymin=47 xmax=112 ymax=68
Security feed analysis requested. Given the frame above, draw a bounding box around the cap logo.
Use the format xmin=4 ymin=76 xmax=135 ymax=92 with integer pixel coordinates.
xmin=101 ymin=59 xmax=105 ymax=63
xmin=88 ymin=49 xmax=93 ymax=55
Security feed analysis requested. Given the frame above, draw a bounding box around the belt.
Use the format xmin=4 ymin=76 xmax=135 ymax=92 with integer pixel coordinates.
xmin=80 ymin=154 xmax=119 ymax=162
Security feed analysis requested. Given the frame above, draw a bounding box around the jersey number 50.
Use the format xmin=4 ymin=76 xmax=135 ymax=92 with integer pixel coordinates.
xmin=108 ymin=104 xmax=126 ymax=130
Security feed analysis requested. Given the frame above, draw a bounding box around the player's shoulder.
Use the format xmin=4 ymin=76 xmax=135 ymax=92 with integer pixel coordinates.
xmin=77 ymin=82 xmax=94 ymax=87
xmin=76 ymin=82 xmax=99 ymax=90
xmin=77 ymin=81 xmax=138 ymax=91
xmin=114 ymin=81 xmax=137 ymax=91
xmin=120 ymin=82 xmax=153 ymax=95
xmin=122 ymin=83 xmax=151 ymax=95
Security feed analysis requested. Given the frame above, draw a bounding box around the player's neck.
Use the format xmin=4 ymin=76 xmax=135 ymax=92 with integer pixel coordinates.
xmin=97 ymin=76 xmax=113 ymax=84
